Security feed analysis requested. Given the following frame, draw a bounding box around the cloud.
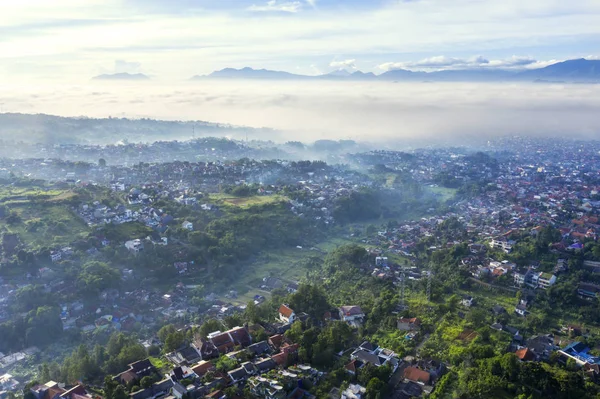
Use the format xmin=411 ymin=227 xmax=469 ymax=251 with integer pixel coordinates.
xmin=329 ymin=59 xmax=356 ymax=69
xmin=114 ymin=60 xmax=142 ymax=74
xmin=379 ymin=55 xmax=546 ymax=71
xmin=247 ymin=1 xmax=303 ymax=13
xmin=4 ymin=81 xmax=600 ymax=143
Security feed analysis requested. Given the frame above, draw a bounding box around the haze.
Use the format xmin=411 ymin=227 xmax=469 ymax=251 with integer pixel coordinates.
xmin=1 ymin=81 xmax=599 ymax=143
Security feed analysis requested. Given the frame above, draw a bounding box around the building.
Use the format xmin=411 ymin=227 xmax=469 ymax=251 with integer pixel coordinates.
xmin=341 ymin=384 xmax=366 ymax=399
xmin=125 ymin=239 xmax=144 ymax=254
xmin=489 ymin=237 xmax=515 ymax=253
xmin=278 ymin=304 xmax=296 ymax=324
xmin=532 ymin=272 xmax=557 ymax=289
xmin=339 ymin=306 xmax=365 ymax=326
xmin=578 ymin=283 xmax=600 ymax=300
xmin=397 ymin=317 xmax=421 ymax=331
xmin=182 ymin=221 xmax=193 ymax=231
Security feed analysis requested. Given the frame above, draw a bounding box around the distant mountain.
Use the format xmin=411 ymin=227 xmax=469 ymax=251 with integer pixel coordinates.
xmin=324 ymin=69 xmax=353 ymax=78
xmin=191 ymin=67 xmax=308 ymax=80
xmin=513 ymin=59 xmax=600 ymax=82
xmin=195 ymin=58 xmax=600 ymax=83
xmin=92 ymin=73 xmax=150 ymax=81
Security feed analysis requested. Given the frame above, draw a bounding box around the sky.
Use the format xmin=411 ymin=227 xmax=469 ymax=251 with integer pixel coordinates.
xmin=1 ymin=0 xmax=600 ymax=82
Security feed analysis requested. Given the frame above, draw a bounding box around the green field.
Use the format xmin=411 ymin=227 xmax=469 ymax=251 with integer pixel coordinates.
xmin=209 ymin=193 xmax=288 ymax=208
xmin=425 ymin=185 xmax=458 ymax=202
xmin=223 ymin=236 xmax=357 ymax=305
xmin=0 ymin=187 xmax=89 ymax=249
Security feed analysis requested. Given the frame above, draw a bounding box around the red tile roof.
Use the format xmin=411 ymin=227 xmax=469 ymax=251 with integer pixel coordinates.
xmin=515 ymin=348 xmax=535 ymax=361
xmin=191 ymin=360 xmax=215 ymax=377
xmin=398 ymin=317 xmax=421 ymax=326
xmin=403 ymin=367 xmax=431 ymax=384
xmin=279 ymin=304 xmax=294 ymax=318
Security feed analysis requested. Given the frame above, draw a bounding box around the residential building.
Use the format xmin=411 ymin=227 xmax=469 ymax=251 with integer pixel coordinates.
xmin=397 ymin=317 xmax=421 ymax=331
xmin=278 ymin=304 xmax=296 ymax=324
xmin=341 ymin=384 xmax=366 ymax=399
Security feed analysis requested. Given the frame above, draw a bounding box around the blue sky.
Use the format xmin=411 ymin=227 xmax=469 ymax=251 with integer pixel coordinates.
xmin=1 ymin=0 xmax=599 ymax=82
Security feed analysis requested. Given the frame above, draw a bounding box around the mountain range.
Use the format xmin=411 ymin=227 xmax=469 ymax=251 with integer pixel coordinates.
xmin=190 ymin=59 xmax=600 ymax=83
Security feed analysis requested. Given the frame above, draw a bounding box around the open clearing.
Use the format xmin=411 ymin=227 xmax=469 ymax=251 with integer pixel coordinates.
xmin=209 ymin=194 xmax=288 ymax=208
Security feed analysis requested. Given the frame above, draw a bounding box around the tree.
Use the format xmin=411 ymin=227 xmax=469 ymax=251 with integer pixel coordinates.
xmin=77 ymin=261 xmax=120 ymax=295
xmin=99 ymin=158 xmax=107 ymax=167
xmin=140 ymin=376 xmax=155 ymax=389
xmin=157 ymin=325 xmax=177 ymax=342
xmin=366 ymin=377 xmax=386 ymax=399
xmin=215 ymin=355 xmax=238 ymax=372
xmin=198 ymin=319 xmax=223 ymax=338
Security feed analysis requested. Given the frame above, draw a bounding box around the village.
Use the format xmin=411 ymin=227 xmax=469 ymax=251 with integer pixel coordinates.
xmin=2 ymin=135 xmax=600 ymax=398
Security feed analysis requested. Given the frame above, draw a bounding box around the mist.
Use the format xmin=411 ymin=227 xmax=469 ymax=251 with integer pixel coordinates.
xmin=1 ymin=80 xmax=599 ymax=144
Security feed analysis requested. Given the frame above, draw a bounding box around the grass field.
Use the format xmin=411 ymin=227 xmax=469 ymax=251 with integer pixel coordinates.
xmin=0 ymin=186 xmax=90 ymax=249
xmin=223 ymin=235 xmax=358 ymax=305
xmin=425 ymin=185 xmax=458 ymax=202
xmin=1 ymin=204 xmax=89 ymax=248
xmin=209 ymin=193 xmax=288 ymax=208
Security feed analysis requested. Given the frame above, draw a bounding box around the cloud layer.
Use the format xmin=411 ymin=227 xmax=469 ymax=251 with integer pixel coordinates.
xmin=2 ymin=81 xmax=599 ymax=143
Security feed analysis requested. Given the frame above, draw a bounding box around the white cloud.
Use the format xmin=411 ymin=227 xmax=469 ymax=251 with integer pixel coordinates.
xmin=114 ymin=60 xmax=142 ymax=74
xmin=248 ymin=1 xmax=303 ymax=13
xmin=329 ymin=59 xmax=356 ymax=70
xmin=3 ymin=81 xmax=600 ymax=142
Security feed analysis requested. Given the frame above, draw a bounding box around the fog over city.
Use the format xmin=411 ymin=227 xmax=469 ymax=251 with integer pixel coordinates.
xmin=2 ymin=80 xmax=600 ymax=143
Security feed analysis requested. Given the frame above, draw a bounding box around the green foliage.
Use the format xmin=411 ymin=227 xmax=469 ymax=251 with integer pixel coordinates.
xmin=365 ymin=377 xmax=386 ymax=399
xmin=333 ymin=189 xmax=382 ymax=224
xmin=288 ymin=284 xmax=330 ymax=318
xmin=77 ymin=261 xmax=120 ymax=295
xmin=215 ymin=355 xmax=238 ymax=372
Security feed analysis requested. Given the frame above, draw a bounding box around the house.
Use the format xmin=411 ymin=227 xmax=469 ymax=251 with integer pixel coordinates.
xmin=339 ymin=306 xmax=365 ymax=327
xmin=268 ymin=334 xmax=286 ymax=350
xmin=50 ymin=251 xmax=62 ymax=263
xmin=254 ymin=358 xmax=278 ymax=374
xmin=279 ymin=304 xmax=296 ymax=324
xmin=558 ymin=341 xmax=600 ymax=367
xmin=515 ymin=348 xmax=535 ymax=362
xmin=460 ymin=296 xmax=474 ymax=307
xmin=190 ymin=360 xmax=215 ymax=378
xmin=114 ymin=359 xmax=156 ymax=385
xmin=578 ymin=283 xmax=600 ymax=300
xmin=205 ymin=326 xmax=253 ymax=354
xmin=532 ymin=272 xmax=557 ymax=289
xmin=515 ymin=304 xmax=527 ymax=316
xmin=397 ymin=317 xmax=421 ymax=331
xmin=491 ymin=305 xmax=506 ymax=316
xmin=182 ymin=221 xmax=193 ymax=231
xmin=341 ymin=384 xmax=366 ymax=399
xmin=489 ymin=237 xmax=515 ymax=253
xmin=125 ymin=239 xmax=144 ymax=254
xmin=350 ymin=342 xmax=400 ymax=373
xmin=247 ymin=341 xmax=271 ymax=357
xmin=525 ymin=335 xmax=556 ymax=360
xmin=167 ymin=346 xmax=201 ymax=366
xmin=402 ymin=366 xmax=431 ymax=385
xmin=130 ymin=378 xmax=173 ymax=399
xmin=228 ymin=367 xmax=249 ymax=383
xmin=193 ymin=338 xmax=220 ymax=360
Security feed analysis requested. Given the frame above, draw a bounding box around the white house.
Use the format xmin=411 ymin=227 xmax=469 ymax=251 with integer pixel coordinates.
xmin=125 ymin=239 xmax=144 ymax=254
xmin=339 ymin=306 xmax=365 ymax=325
